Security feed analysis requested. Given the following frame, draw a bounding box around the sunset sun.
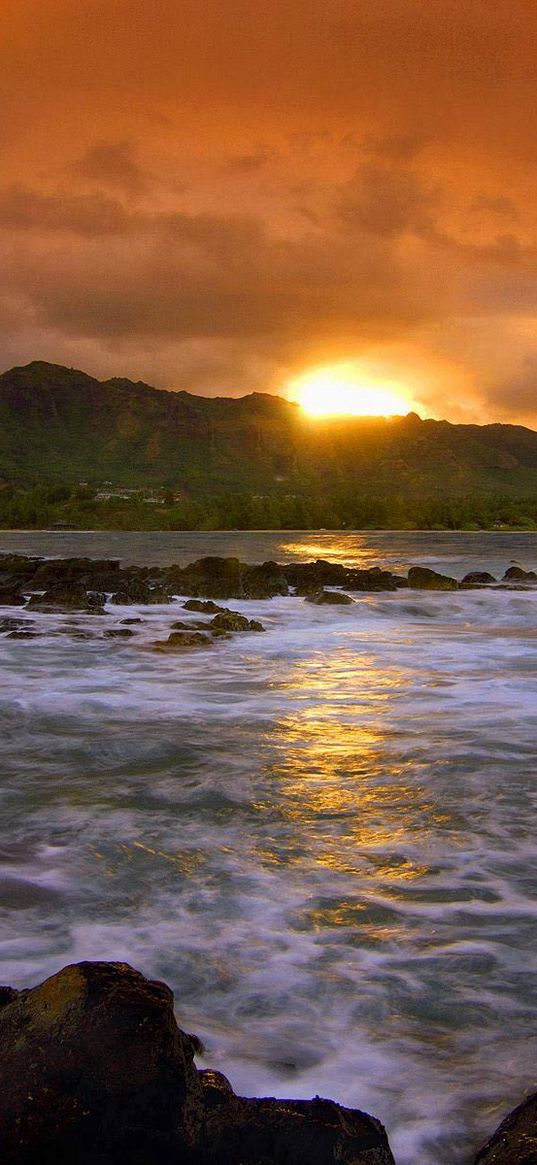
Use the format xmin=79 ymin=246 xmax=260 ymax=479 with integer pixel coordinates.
xmin=289 ymin=363 xmax=415 ymax=418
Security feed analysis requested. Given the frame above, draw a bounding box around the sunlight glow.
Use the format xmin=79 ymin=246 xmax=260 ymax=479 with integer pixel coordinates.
xmin=289 ymin=363 xmax=415 ymax=418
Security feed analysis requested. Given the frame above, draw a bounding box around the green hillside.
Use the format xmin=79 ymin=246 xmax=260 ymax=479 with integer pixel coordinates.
xmin=1 ymin=360 xmax=537 ymax=529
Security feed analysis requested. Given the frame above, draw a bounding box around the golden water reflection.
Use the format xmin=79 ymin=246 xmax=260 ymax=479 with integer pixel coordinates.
xmin=281 ymin=536 xmax=380 ymax=568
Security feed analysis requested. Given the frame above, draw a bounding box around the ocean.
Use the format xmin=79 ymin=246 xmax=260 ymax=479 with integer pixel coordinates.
xmin=1 ymin=529 xmax=536 ymax=1164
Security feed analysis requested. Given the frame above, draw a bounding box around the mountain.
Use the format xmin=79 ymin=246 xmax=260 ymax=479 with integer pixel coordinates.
xmin=2 ymin=361 xmax=537 ymax=512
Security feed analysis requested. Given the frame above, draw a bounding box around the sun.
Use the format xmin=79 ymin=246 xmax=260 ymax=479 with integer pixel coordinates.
xmin=289 ymin=363 xmax=414 ymax=418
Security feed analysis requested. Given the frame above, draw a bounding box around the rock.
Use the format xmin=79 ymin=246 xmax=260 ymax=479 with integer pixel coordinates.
xmin=460 ymin=571 xmax=497 ymax=587
xmin=198 ymin=1072 xmax=396 ymax=1164
xmin=282 ymin=559 xmax=348 ymax=590
xmin=0 ymin=960 xmax=396 ymax=1165
xmin=407 ymin=566 xmax=458 ymax=591
xmin=175 ymin=557 xmax=244 ymax=599
xmin=170 ymin=620 xmax=211 ymax=631
xmin=0 ymin=618 xmax=28 ymax=633
xmin=0 ymin=960 xmax=202 ymax=1164
xmin=474 ymin=1091 xmax=537 ymax=1164
xmin=182 ymin=599 xmax=228 ymax=614
xmin=502 ymin=565 xmax=537 ymax=582
xmin=6 ymin=630 xmax=40 ymax=639
xmin=209 ymin=612 xmax=266 ymax=632
xmin=120 ymin=618 xmax=144 ymax=624
xmin=26 ymin=585 xmax=105 ymax=613
xmin=103 ymin=628 xmax=135 ymax=638
xmin=152 ymin=631 xmax=214 ymax=651
xmin=0 ymin=589 xmax=27 ymax=606
xmin=283 ymin=560 xmax=400 ymax=593
xmin=110 ymin=582 xmax=173 ymax=605
xmin=241 ymin=561 xmax=289 ymax=599
xmin=305 ymin=590 xmax=354 ymax=605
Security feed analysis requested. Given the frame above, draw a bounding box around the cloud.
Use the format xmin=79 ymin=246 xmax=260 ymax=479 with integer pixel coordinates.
xmin=71 ymin=141 xmax=154 ymax=197
xmin=336 ymin=165 xmax=439 ymax=237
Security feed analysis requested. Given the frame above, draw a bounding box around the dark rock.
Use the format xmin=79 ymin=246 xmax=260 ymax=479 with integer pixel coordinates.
xmin=26 ymin=585 xmax=105 ymax=613
xmin=0 ymin=590 xmax=27 ymax=606
xmin=103 ymin=628 xmax=135 ymax=638
xmin=152 ymin=631 xmax=214 ymax=651
xmin=0 ymin=960 xmax=202 ymax=1164
xmin=407 ymin=566 xmax=458 ymax=591
xmin=0 ymin=618 xmax=28 ymax=633
xmin=210 ymin=612 xmax=266 ymax=632
xmin=241 ymin=561 xmax=289 ymax=599
xmin=6 ymin=630 xmax=41 ymax=639
xmin=460 ymin=571 xmax=497 ymax=587
xmin=197 ymin=1071 xmax=395 ymax=1165
xmin=31 ymin=558 xmax=121 ymax=589
xmin=0 ymin=960 xmax=396 ymax=1165
xmin=283 ymin=560 xmax=400 ymax=593
xmin=110 ymin=582 xmax=173 ymax=605
xmin=344 ymin=568 xmax=400 ymax=592
xmin=502 ymin=565 xmax=537 ymax=582
xmin=120 ymin=618 xmax=144 ymax=624
xmin=474 ymin=1091 xmax=537 ymax=1164
xmin=170 ymin=620 xmax=211 ymax=631
xmin=282 ymin=559 xmax=348 ymax=590
xmin=173 ymin=557 xmax=244 ymax=600
xmin=305 ymin=590 xmax=354 ymax=605
xmin=182 ymin=599 xmax=228 ymax=614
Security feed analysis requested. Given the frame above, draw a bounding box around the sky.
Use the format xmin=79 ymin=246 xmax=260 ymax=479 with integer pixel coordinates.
xmin=1 ymin=0 xmax=537 ymax=425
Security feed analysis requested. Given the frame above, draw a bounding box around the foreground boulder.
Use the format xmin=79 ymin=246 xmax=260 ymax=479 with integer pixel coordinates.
xmin=0 ymin=961 xmax=396 ymax=1165
xmin=474 ymin=1091 xmax=537 ymax=1164
xmin=0 ymin=961 xmax=202 ymax=1164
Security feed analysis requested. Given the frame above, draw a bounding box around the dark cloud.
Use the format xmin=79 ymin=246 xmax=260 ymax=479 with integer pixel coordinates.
xmin=71 ymin=141 xmax=154 ymax=197
xmin=470 ymin=195 xmax=519 ymax=220
xmin=336 ymin=166 xmax=439 ymax=237
xmin=0 ymin=186 xmax=135 ymax=235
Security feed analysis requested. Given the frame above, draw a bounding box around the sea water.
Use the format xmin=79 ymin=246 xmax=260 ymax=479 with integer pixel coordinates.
xmin=0 ymin=530 xmax=536 ymax=1164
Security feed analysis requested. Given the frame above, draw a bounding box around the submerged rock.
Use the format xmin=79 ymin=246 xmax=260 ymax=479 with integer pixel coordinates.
xmin=474 ymin=1091 xmax=537 ymax=1164
xmin=0 ymin=960 xmax=396 ymax=1165
xmin=209 ymin=612 xmax=266 ymax=632
xmin=305 ymin=590 xmax=354 ymax=605
xmin=152 ymin=631 xmax=214 ymax=651
xmin=407 ymin=566 xmax=458 ymax=591
xmin=182 ymin=599 xmax=228 ymax=614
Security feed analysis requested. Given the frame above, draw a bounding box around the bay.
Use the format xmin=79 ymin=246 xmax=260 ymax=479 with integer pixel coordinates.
xmin=0 ymin=529 xmax=537 ymax=1164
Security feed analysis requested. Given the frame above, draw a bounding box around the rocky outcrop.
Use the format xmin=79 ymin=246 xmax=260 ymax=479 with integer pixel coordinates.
xmin=305 ymin=590 xmax=354 ymax=605
xmin=0 ymin=960 xmax=396 ymax=1165
xmin=407 ymin=566 xmax=458 ymax=591
xmin=151 ymin=631 xmax=214 ymax=651
xmin=0 ymin=961 xmax=202 ymax=1165
xmin=169 ymin=557 xmax=243 ymax=600
xmin=282 ymin=560 xmax=402 ymax=594
xmin=474 ymin=1092 xmax=537 ymax=1164
xmin=209 ymin=611 xmax=265 ymax=633
xmin=460 ymin=571 xmax=496 ymax=587
xmin=26 ymin=584 xmax=106 ymax=613
xmin=240 ymin=561 xmax=289 ymax=599
xmin=502 ymin=565 xmax=537 ymax=582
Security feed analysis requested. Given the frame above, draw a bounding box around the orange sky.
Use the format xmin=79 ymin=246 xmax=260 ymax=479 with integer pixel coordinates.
xmin=1 ymin=0 xmax=537 ymax=424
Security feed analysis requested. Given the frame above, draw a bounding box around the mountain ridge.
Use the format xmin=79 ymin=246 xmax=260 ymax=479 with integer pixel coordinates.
xmin=2 ymin=362 xmax=537 ymax=530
